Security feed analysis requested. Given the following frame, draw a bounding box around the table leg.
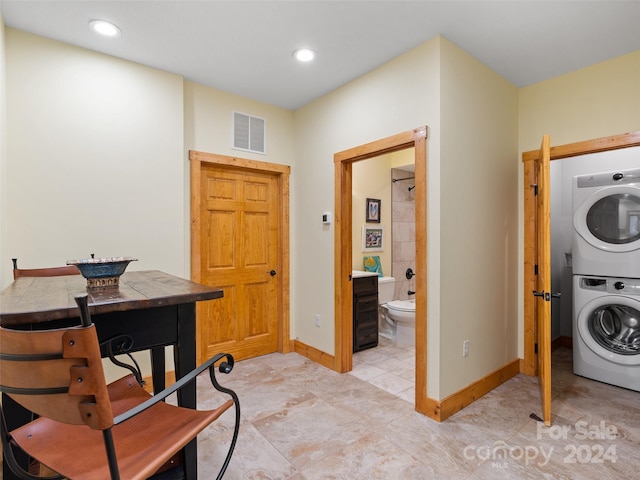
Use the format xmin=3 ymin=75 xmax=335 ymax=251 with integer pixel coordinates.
xmin=175 ymin=303 xmax=197 ymax=480
xmin=151 ymin=347 xmax=166 ymax=393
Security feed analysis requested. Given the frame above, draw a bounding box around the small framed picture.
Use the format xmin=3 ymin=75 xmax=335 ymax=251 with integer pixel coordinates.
xmin=362 ymin=226 xmax=384 ymax=252
xmin=366 ymin=198 xmax=381 ymax=223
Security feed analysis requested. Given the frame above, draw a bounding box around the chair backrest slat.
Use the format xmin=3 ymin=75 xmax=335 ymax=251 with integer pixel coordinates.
xmin=0 ymin=323 xmax=114 ymax=430
xmin=12 ymin=258 xmax=80 ymax=279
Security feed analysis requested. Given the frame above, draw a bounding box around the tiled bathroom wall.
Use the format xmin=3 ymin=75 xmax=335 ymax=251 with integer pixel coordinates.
xmin=391 ymin=168 xmax=416 ymax=300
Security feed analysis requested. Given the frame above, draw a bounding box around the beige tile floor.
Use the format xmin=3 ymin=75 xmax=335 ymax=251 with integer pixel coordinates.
xmin=197 ymin=338 xmax=640 ymax=479
xmin=4 ymin=337 xmax=637 ymax=479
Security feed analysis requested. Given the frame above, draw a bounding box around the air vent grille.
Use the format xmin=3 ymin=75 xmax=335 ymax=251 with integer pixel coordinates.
xmin=233 ymin=112 xmax=266 ymax=154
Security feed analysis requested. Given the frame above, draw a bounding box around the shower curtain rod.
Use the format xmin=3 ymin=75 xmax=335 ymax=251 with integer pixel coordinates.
xmin=391 ymin=176 xmax=415 ymax=183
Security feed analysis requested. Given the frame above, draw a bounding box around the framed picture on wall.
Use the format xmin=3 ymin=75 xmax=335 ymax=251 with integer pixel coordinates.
xmin=362 ymin=226 xmax=384 ymax=252
xmin=366 ymin=198 xmax=381 ymax=223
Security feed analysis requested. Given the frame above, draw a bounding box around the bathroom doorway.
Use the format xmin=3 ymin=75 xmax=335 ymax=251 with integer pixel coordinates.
xmin=334 ymin=126 xmax=432 ymax=415
xmin=352 ymin=157 xmax=416 ymax=331
xmin=352 ymin=157 xmax=416 ymax=404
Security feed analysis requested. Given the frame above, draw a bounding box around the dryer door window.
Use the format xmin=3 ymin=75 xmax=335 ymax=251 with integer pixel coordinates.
xmin=588 ymin=304 xmax=640 ymax=355
xmin=586 ymin=193 xmax=640 ymax=245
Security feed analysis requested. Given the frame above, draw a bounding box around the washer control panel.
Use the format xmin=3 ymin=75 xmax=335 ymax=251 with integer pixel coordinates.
xmin=579 ymin=276 xmax=640 ymax=296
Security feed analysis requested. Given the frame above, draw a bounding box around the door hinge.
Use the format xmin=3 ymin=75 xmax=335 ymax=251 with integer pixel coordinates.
xmin=534 ymin=343 xmax=538 ymax=354
xmin=534 ymin=264 xmax=539 ymax=275
xmin=531 ymin=184 xmax=538 ymax=196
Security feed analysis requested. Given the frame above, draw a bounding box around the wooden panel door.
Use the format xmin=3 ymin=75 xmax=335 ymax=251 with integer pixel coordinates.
xmin=534 ymin=134 xmax=552 ymax=426
xmin=198 ymin=164 xmax=279 ymax=362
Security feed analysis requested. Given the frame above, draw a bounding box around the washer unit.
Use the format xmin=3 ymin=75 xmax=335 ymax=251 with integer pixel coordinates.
xmin=572 ymin=168 xmax=640 ymax=277
xmin=573 ymin=275 xmax=640 ymax=392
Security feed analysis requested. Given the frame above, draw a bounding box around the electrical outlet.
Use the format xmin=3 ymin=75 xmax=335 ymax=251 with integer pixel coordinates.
xmin=314 ymin=314 xmax=321 ymax=328
xmin=463 ymin=340 xmax=469 ymax=357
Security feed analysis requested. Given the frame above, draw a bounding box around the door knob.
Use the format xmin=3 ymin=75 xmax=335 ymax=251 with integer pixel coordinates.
xmin=532 ymin=290 xmax=561 ymax=301
xmin=270 ymin=270 xmax=277 ymax=276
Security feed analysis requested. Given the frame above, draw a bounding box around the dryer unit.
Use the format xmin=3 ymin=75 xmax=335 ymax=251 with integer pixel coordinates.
xmin=573 ymin=275 xmax=640 ymax=392
xmin=572 ymin=168 xmax=640 ymax=277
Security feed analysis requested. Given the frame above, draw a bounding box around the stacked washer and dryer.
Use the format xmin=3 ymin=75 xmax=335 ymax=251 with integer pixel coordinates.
xmin=572 ymin=167 xmax=640 ymax=391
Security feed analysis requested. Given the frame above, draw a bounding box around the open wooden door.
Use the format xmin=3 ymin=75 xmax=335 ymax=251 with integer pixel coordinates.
xmin=534 ymin=134 xmax=552 ymax=426
xmin=522 ymin=131 xmax=640 ymax=424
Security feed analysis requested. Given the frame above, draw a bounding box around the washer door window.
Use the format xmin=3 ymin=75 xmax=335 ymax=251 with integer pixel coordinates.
xmin=574 ymin=186 xmax=640 ymax=253
xmin=589 ymin=304 xmax=640 ymax=355
xmin=578 ymin=296 xmax=640 ymax=365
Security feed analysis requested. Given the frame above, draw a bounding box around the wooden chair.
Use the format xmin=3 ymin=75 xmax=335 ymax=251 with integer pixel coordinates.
xmin=0 ymin=294 xmax=240 ymax=480
xmin=12 ymin=258 xmax=80 ymax=279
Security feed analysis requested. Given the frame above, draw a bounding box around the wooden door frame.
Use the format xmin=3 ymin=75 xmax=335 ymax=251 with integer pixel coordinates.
xmin=189 ymin=150 xmax=292 ymax=363
xmin=334 ymin=126 xmax=434 ymax=415
xmin=521 ymin=131 xmax=640 ymax=376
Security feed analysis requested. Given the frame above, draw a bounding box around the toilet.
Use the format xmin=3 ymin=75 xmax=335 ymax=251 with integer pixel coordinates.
xmin=377 ymin=276 xmax=395 ymax=339
xmin=386 ymin=299 xmax=416 ymax=345
xmin=377 ymin=276 xmax=416 ymax=345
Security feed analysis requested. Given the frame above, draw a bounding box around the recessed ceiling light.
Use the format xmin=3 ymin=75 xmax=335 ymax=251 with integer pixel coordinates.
xmin=89 ymin=19 xmax=121 ymax=37
xmin=293 ymin=48 xmax=316 ymax=62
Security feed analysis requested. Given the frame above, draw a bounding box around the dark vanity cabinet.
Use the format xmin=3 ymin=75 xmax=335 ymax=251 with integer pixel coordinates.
xmin=353 ymin=275 xmax=379 ymax=352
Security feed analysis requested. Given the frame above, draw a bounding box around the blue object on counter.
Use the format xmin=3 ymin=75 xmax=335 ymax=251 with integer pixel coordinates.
xmin=363 ymin=256 xmax=382 ymax=276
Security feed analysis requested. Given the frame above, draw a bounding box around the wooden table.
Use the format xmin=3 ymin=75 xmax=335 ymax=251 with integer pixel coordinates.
xmin=1 ymin=270 xmax=223 ymax=480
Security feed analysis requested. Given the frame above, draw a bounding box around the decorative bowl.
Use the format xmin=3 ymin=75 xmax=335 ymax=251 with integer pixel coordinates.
xmin=66 ymin=256 xmax=137 ymax=288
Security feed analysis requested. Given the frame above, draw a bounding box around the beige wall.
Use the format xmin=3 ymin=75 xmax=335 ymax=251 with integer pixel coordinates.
xmin=390 ymin=148 xmax=415 ymax=170
xmin=182 ymin=80 xmax=296 ymax=333
xmin=517 ymin=50 xmax=640 ymax=356
xmin=3 ymin=19 xmax=636 ymax=404
xmin=294 ymin=36 xmax=519 ymax=399
xmin=352 ymin=154 xmax=393 ymax=275
xmin=184 ymin=81 xmax=295 ymax=163
xmin=1 ymin=29 xmax=520 ymax=400
xmin=2 ymin=29 xmax=186 ymax=380
xmin=0 ymin=17 xmax=6 ymax=283
xmin=1 ymin=29 xmax=296 ymax=380
xmin=519 ymin=50 xmax=640 ymax=151
xmin=438 ymin=38 xmax=519 ymax=397
xmin=2 ymin=29 xmax=185 ymax=286
xmin=293 ymin=38 xmax=442 ymax=386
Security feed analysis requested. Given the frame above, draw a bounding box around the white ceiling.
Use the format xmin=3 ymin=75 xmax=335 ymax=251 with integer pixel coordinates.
xmin=2 ymin=1 xmax=639 ymax=110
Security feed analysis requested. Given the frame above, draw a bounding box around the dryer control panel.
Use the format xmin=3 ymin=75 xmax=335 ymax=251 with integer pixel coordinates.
xmin=576 ymin=168 xmax=640 ymax=188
